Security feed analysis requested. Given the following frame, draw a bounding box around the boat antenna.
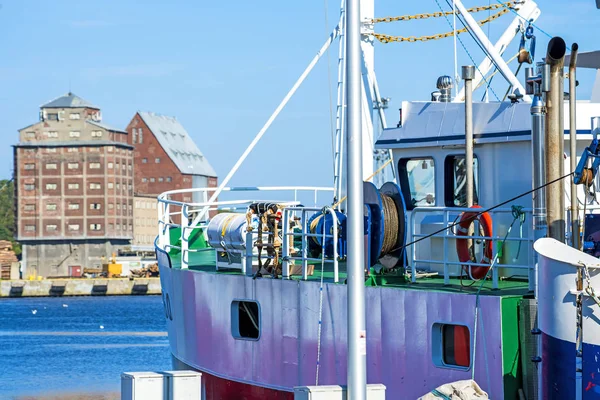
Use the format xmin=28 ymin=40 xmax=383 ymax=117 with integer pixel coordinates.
xmin=346 ymin=0 xmax=367 ymax=398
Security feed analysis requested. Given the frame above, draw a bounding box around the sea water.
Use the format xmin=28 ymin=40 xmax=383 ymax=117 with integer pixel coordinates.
xmin=0 ymin=296 xmax=171 ymax=399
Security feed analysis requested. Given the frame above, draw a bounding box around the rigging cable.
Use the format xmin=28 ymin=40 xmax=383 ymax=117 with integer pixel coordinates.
xmin=434 ymin=0 xmax=501 ymax=101
xmin=391 ymin=171 xmax=575 ymax=253
xmin=324 ymin=0 xmax=336 ymax=177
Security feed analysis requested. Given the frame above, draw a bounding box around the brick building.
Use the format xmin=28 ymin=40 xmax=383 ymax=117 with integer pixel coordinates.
xmin=14 ymin=93 xmax=134 ymax=277
xmin=126 ymin=111 xmax=217 ymax=230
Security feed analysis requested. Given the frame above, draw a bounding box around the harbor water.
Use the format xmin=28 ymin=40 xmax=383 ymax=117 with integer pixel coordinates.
xmin=0 ymin=296 xmax=171 ymax=399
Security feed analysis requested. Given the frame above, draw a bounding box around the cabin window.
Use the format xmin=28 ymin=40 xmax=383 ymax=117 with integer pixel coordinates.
xmin=231 ymin=300 xmax=260 ymax=340
xmin=398 ymin=157 xmax=436 ymax=210
xmin=444 ymin=155 xmax=479 ymax=207
xmin=432 ymin=323 xmax=471 ymax=369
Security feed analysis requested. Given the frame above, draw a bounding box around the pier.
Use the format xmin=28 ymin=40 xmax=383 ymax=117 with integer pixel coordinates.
xmin=0 ymin=277 xmax=161 ymax=297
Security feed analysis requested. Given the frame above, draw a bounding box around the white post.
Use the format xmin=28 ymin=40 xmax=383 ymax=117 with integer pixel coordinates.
xmin=453 ymin=0 xmax=531 ymax=101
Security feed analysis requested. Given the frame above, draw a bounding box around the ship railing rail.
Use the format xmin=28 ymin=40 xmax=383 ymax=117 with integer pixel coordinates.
xmin=409 ymin=206 xmax=535 ymax=290
xmin=157 ymin=186 xmax=334 ymax=270
xmin=281 ymin=206 xmax=340 ymax=282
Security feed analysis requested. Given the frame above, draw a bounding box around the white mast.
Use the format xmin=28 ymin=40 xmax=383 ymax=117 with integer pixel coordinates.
xmin=346 ymin=0 xmax=368 ymax=399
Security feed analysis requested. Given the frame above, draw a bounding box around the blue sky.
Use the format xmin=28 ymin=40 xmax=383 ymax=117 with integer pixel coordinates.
xmin=0 ymin=0 xmax=599 ymax=190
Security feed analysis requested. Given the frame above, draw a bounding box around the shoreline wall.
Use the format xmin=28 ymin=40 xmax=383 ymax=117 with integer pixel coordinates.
xmin=0 ymin=278 xmax=161 ymax=297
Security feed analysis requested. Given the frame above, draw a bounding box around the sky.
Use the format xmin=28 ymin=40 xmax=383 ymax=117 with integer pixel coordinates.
xmin=0 ymin=0 xmax=599 ymax=192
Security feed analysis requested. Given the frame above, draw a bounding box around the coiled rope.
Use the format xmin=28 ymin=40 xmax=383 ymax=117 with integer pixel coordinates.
xmin=381 ymin=193 xmax=399 ymax=255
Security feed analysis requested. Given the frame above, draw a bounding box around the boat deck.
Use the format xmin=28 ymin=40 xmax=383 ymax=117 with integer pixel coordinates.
xmin=168 ymin=249 xmax=530 ymax=298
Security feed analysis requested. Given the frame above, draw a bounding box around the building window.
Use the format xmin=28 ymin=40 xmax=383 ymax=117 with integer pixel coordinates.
xmin=231 ymin=300 xmax=260 ymax=340
xmin=128 ymin=184 xmax=132 ymax=191
xmin=117 ymin=203 xmax=121 ymax=210
xmin=90 ymin=203 xmax=101 ymax=210
xmin=116 ymin=223 xmax=121 ymax=231
xmin=24 ymin=163 xmax=35 ymax=170
xmin=139 ymin=128 xmax=143 ymax=143
xmin=398 ymin=157 xmax=436 ymax=211
xmin=152 ymin=203 xmax=157 ymax=210
xmin=89 ymin=183 xmax=101 ymax=190
xmin=46 ymin=224 xmax=57 ymax=232
xmin=142 ymin=178 xmax=147 ymax=183
xmin=122 ymin=163 xmax=126 ymax=171
xmin=67 ymin=163 xmax=79 ymax=169
xmin=68 ymin=147 xmax=78 ymax=153
xmin=68 ymin=183 xmax=80 ymax=190
xmin=129 ymin=224 xmax=133 ymax=231
xmin=116 ymin=183 xmax=120 ymax=190
xmin=89 ymin=162 xmax=101 ymax=169
xmin=108 ymin=203 xmax=114 ymax=209
xmin=25 ymin=225 xmax=35 ymax=232
xmin=24 ymin=204 xmax=35 ymax=211
xmin=155 ymin=158 xmax=160 ymax=163
xmin=69 ymin=131 xmax=81 ymax=138
xmin=68 ymin=203 xmax=80 ymax=210
xmin=108 ymin=162 xmax=113 ymax=169
xmin=432 ymin=323 xmax=471 ymax=369
xmin=89 ymin=148 xmax=100 ymax=152
xmin=47 ymin=131 xmax=58 ymax=138
xmin=24 ymin=149 xmax=36 ymax=154
xmin=166 ymin=177 xmax=172 ymax=182
xmin=150 ymin=178 xmax=155 ymax=183
xmin=45 ymin=183 xmax=57 ymax=190
xmin=183 ymin=177 xmax=190 ymax=183
xmin=132 ymin=128 xmax=138 ymax=144
xmin=24 ymin=184 xmax=35 ymax=191
xmin=91 ymin=130 xmax=103 ymax=138
xmin=45 ymin=163 xmax=57 ymax=170
xmin=142 ymin=158 xmax=147 ymax=164
xmin=46 ymin=203 xmax=57 ymax=211
xmin=47 ymin=113 xmax=58 ymax=121
xmin=68 ymin=224 xmax=80 ymax=231
xmin=158 ymin=177 xmax=164 ymax=182
xmin=89 ymin=224 xmax=102 ymax=231
xmin=444 ymin=155 xmax=480 ymax=207
xmin=45 ymin=148 xmax=57 ymax=153
xmin=107 ymin=146 xmax=114 ymax=153
xmin=109 ymin=223 xmax=114 ymax=230
xmin=108 ymin=182 xmax=114 ymax=189
xmin=135 ymin=200 xmax=140 ymax=208
xmin=128 ymin=164 xmax=132 ymax=171
xmin=69 ymin=113 xmax=80 ymax=120
xmin=25 ymin=132 xmax=35 ymax=139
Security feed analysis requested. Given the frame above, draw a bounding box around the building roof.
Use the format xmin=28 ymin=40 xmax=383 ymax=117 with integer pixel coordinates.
xmin=88 ymin=120 xmax=127 ymax=133
xmin=138 ymin=111 xmax=217 ymax=177
xmin=41 ymin=92 xmax=99 ymax=109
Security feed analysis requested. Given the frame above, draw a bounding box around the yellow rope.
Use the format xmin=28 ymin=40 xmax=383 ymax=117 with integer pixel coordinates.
xmin=380 ymin=194 xmax=398 ymax=255
xmin=371 ymin=2 xmax=513 ymax=23
xmin=373 ymin=8 xmax=509 ymax=44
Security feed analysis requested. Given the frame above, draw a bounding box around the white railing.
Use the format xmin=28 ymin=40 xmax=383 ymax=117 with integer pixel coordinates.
xmin=409 ymin=206 xmax=535 ymax=290
xmin=281 ymin=206 xmax=340 ymax=282
xmin=157 ymin=186 xmax=334 ymax=270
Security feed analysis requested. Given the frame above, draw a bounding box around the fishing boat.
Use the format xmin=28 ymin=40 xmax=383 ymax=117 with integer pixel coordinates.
xmin=155 ymin=0 xmax=600 ymax=398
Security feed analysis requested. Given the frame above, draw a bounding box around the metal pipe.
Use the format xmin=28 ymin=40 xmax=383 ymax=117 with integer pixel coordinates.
xmin=545 ymin=37 xmax=567 ymax=243
xmin=453 ymin=0 xmax=531 ymax=101
xmin=462 ymin=65 xmax=475 ymax=207
xmin=569 ymin=43 xmax=580 ymax=250
xmin=346 ymin=0 xmax=367 ymax=397
xmin=531 ymin=92 xmax=547 ymax=239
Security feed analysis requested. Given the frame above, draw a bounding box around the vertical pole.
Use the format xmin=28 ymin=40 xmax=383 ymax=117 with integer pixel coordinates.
xmin=462 ymin=66 xmax=475 ymax=208
xmin=569 ymin=44 xmax=580 ymax=250
xmin=347 ymin=0 xmax=367 ymax=397
xmin=545 ymin=37 xmax=567 ymax=243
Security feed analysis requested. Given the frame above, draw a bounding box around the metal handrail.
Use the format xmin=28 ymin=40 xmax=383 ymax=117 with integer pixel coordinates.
xmin=157 ymin=186 xmax=335 ymax=271
xmin=409 ymin=206 xmax=535 ymax=290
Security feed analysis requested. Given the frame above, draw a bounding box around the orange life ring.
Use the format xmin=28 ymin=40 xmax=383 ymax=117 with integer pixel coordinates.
xmin=455 ymin=205 xmax=493 ymax=280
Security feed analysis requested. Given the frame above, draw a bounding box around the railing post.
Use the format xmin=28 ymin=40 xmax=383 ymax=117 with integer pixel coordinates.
xmin=411 ymin=210 xmax=417 ymax=283
xmin=301 ymin=210 xmax=308 ymax=280
xmin=282 ymin=209 xmax=290 ymax=279
xmin=443 ymin=210 xmax=449 ymax=285
xmin=245 ymin=231 xmax=253 ymax=276
xmin=181 ymin=204 xmax=189 ymax=269
xmin=164 ymin=203 xmax=171 ymax=254
xmin=332 ymin=208 xmax=339 ymax=283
